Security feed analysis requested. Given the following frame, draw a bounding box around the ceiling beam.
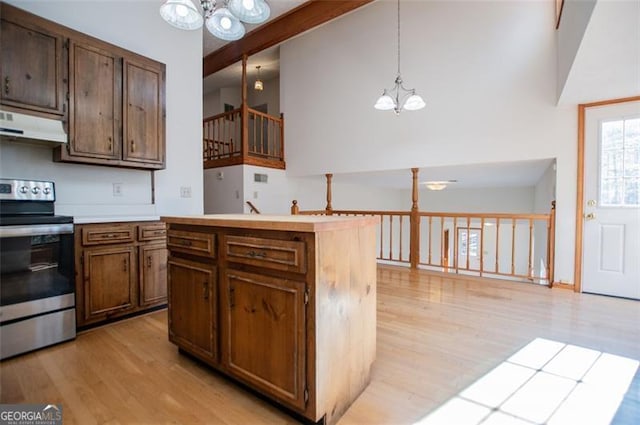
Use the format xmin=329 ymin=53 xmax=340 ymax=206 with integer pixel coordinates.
xmin=203 ymin=0 xmax=374 ymax=77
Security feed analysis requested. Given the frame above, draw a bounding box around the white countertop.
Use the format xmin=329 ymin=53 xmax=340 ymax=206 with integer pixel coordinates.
xmin=74 ymin=215 xmax=160 ymax=224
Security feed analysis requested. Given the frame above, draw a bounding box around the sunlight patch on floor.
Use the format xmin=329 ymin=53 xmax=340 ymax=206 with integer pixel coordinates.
xmin=414 ymin=338 xmax=639 ymax=425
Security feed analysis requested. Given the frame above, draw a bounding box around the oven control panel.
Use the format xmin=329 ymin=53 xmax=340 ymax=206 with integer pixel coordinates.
xmin=0 ymin=179 xmax=55 ymax=201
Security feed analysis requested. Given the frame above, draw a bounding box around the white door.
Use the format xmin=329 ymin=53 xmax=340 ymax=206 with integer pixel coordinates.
xmin=583 ymin=100 xmax=640 ymax=299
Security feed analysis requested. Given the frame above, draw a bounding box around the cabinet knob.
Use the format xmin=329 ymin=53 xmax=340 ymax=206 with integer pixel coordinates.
xmin=3 ymin=77 xmax=9 ymax=95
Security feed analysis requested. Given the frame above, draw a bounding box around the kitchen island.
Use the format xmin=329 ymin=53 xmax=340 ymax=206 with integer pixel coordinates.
xmin=161 ymin=214 xmax=378 ymax=424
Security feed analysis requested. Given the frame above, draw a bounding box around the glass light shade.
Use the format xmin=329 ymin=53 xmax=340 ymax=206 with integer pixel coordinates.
xmin=206 ymin=7 xmax=246 ymax=41
xmin=374 ymin=94 xmax=396 ymax=111
xmin=159 ymin=0 xmax=203 ymax=30
xmin=425 ymin=182 xmax=447 ymax=191
xmin=254 ymin=79 xmax=264 ymax=91
xmin=403 ymin=94 xmax=426 ymax=111
xmin=228 ymin=0 xmax=271 ymax=24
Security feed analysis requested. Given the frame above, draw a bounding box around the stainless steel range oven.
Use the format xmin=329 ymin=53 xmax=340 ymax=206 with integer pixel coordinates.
xmin=0 ymin=178 xmax=76 ymax=359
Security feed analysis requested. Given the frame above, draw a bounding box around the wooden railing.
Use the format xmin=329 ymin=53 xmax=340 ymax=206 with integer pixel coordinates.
xmin=289 ymin=171 xmax=556 ymax=286
xmin=203 ymin=108 xmax=284 ymax=169
xmin=203 ymin=56 xmax=284 ymax=170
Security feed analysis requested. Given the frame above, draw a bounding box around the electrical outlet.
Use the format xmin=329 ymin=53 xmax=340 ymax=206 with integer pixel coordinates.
xmin=113 ymin=183 xmax=123 ymax=197
xmin=180 ymin=186 xmax=192 ymax=198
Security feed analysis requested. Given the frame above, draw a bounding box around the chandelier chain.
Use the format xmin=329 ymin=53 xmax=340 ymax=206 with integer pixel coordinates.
xmin=397 ymin=0 xmax=400 ymax=76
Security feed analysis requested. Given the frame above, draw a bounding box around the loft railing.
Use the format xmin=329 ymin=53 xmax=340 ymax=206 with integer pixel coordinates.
xmin=290 ymin=171 xmax=556 ymax=286
xmin=203 ymin=54 xmax=285 ymax=170
xmin=203 ymin=108 xmax=284 ymax=169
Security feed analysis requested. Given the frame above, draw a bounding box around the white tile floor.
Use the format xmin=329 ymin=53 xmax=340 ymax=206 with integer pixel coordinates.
xmin=415 ymin=338 xmax=640 ymax=425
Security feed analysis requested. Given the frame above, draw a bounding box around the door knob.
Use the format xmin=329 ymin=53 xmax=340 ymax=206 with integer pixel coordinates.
xmin=585 ymin=212 xmax=596 ymax=220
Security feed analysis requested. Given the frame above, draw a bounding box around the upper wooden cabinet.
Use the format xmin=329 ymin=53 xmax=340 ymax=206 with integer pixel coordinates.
xmin=123 ymin=59 xmax=165 ymax=166
xmin=57 ymin=37 xmax=166 ymax=169
xmin=0 ymin=7 xmax=65 ymax=116
xmin=0 ymin=3 xmax=166 ymax=170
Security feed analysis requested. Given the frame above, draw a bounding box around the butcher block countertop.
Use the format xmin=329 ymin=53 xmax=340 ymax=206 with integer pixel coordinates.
xmin=161 ymin=214 xmax=379 ymax=232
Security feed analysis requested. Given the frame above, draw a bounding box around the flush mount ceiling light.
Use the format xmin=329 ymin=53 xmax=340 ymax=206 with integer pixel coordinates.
xmin=254 ymin=65 xmax=264 ymax=91
xmin=160 ymin=0 xmax=270 ymax=41
xmin=374 ymin=0 xmax=425 ymax=115
xmin=423 ymin=180 xmax=457 ymax=191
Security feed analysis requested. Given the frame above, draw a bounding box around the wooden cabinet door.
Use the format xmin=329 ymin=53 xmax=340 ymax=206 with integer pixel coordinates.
xmin=139 ymin=243 xmax=168 ymax=307
xmin=222 ymin=269 xmax=307 ymax=410
xmin=168 ymin=257 xmax=217 ymax=362
xmin=122 ymin=59 xmax=165 ymax=166
xmin=83 ymin=246 xmax=136 ymax=322
xmin=0 ymin=18 xmax=64 ymax=115
xmin=69 ymin=40 xmax=120 ymax=160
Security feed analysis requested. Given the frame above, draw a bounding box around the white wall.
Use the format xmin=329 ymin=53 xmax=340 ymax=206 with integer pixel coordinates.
xmin=247 ymin=77 xmax=280 ymax=115
xmin=532 ymin=161 xmax=557 ymax=279
xmin=280 ymin=0 xmax=577 ymax=284
xmin=556 ymin=0 xmax=597 ymax=100
xmin=203 ymin=165 xmax=244 ymax=214
xmin=1 ymin=0 xmax=203 ymax=218
xmin=417 ymin=187 xmax=535 ymax=214
xmin=204 ymin=89 xmax=221 ymax=119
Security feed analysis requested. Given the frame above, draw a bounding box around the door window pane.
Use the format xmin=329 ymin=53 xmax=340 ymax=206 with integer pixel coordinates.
xmin=600 ymin=118 xmax=640 ymax=206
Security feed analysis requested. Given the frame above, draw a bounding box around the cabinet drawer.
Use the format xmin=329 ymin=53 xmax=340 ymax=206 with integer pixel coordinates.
xmin=222 ymin=236 xmax=306 ymax=274
xmin=138 ymin=222 xmax=166 ymax=241
xmin=82 ymin=224 xmax=135 ymax=245
xmin=167 ymin=230 xmax=216 ymax=258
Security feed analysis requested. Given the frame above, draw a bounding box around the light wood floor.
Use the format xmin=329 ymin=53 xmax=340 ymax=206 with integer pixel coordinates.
xmin=1 ymin=265 xmax=639 ymax=424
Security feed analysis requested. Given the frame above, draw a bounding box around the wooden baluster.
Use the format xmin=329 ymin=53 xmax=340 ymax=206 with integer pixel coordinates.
xmin=325 ymin=174 xmax=333 ymax=215
xmin=291 ymin=200 xmax=299 ymax=215
xmin=410 ymin=168 xmax=420 ymax=268
xmin=389 ymin=215 xmax=393 ymax=260
xmin=280 ymin=113 xmax=285 ymax=162
xmin=528 ymin=218 xmax=533 ymax=279
xmin=241 ymin=55 xmax=249 ymax=161
xmin=466 ymin=216 xmax=470 ymax=271
xmin=548 ymin=201 xmax=556 ymax=287
xmin=495 ymin=218 xmax=500 ymax=273
xmin=480 ymin=217 xmax=484 ymax=277
xmin=399 ymin=215 xmax=403 ymax=261
xmin=379 ymin=214 xmax=383 ymax=259
xmin=454 ymin=217 xmax=458 ymax=273
xmin=440 ymin=217 xmax=445 ymax=268
xmin=428 ymin=216 xmax=432 ymax=265
xmin=511 ymin=218 xmax=516 ymax=276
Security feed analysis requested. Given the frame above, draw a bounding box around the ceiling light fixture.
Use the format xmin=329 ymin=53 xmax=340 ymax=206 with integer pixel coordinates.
xmin=160 ymin=0 xmax=270 ymax=41
xmin=374 ymin=0 xmax=425 ymax=115
xmin=254 ymin=65 xmax=264 ymax=91
xmin=423 ymin=180 xmax=457 ymax=191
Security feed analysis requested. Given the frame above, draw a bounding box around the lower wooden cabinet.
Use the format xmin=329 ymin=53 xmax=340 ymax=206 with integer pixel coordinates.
xmin=83 ymin=245 xmax=136 ymax=322
xmin=75 ymin=221 xmax=167 ymax=328
xmin=168 ymin=257 xmax=217 ymax=363
xmin=139 ymin=243 xmax=168 ymax=307
xmin=221 ymin=269 xmax=307 ymax=410
xmin=165 ymin=218 xmax=378 ymax=425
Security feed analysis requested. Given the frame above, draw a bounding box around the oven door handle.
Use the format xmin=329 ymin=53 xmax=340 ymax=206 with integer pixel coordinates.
xmin=0 ymin=223 xmax=74 ymax=238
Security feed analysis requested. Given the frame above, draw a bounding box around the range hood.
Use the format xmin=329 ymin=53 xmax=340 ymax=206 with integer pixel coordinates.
xmin=0 ymin=109 xmax=67 ymax=146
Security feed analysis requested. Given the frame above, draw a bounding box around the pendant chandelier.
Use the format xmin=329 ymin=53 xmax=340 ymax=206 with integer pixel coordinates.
xmin=374 ymin=0 xmax=425 ymax=114
xmin=160 ymin=0 xmax=270 ymax=41
xmin=254 ymin=66 xmax=264 ymax=91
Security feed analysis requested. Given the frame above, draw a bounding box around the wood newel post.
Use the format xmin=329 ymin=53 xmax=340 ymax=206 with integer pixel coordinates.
xmin=279 ymin=113 xmax=285 ymax=162
xmin=291 ymin=200 xmax=299 ymax=215
xmin=325 ymin=173 xmax=333 ymax=215
xmin=547 ymin=200 xmax=556 ymax=288
xmin=410 ymin=168 xmax=420 ymax=269
xmin=241 ymin=54 xmax=249 ymax=161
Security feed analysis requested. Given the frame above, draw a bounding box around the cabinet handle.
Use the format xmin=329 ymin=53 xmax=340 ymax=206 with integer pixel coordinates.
xmin=248 ymin=250 xmax=266 ymax=259
xmin=101 ymin=233 xmax=117 ymax=239
xmin=229 ymin=286 xmax=235 ymax=308
xmin=179 ymin=240 xmax=192 ymax=247
xmin=147 ymin=255 xmax=152 ymax=268
xmin=203 ymin=282 xmax=209 ymax=300
xmin=4 ymin=77 xmax=9 ymax=95
xmin=123 ymin=258 xmax=128 ymax=272
xmin=131 ymin=140 xmax=135 ymax=152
